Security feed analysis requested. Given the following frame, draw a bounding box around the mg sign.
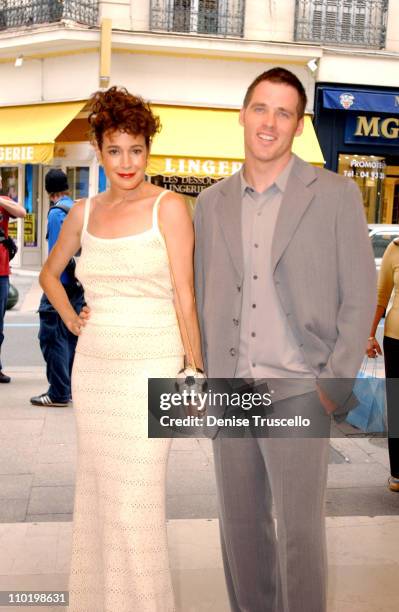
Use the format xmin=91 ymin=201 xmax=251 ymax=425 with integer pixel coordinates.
xmin=354 ymin=116 xmax=399 ymax=139
xmin=345 ymin=115 xmax=399 ymax=146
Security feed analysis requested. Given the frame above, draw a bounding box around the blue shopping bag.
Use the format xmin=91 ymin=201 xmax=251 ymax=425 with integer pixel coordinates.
xmin=346 ymin=359 xmax=386 ymax=433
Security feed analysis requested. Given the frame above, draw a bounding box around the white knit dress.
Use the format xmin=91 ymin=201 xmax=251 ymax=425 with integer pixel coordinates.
xmin=68 ymin=192 xmax=184 ymax=612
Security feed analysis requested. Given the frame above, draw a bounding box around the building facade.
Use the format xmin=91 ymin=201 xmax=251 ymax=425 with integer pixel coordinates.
xmin=0 ymin=0 xmax=398 ymax=267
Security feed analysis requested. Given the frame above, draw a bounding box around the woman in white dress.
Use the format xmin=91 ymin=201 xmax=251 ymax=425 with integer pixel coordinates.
xmin=39 ymin=87 xmax=203 ymax=611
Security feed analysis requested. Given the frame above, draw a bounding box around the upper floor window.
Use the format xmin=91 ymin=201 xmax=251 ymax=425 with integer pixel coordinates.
xmin=150 ymin=0 xmax=245 ymax=37
xmin=0 ymin=0 xmax=98 ymax=31
xmin=294 ymin=0 xmax=388 ymax=48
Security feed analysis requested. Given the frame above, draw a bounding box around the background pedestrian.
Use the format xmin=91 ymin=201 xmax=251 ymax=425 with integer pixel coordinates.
xmin=30 ymin=169 xmax=84 ymax=407
xmin=0 ymin=171 xmax=26 ymax=383
xmin=367 ymin=238 xmax=399 ymax=492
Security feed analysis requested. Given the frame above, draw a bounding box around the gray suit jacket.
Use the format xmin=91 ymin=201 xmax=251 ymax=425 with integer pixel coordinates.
xmin=194 ymin=155 xmax=377 ymax=411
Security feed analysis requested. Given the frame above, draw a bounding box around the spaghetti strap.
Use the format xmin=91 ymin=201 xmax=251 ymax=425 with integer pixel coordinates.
xmin=82 ymin=197 xmax=91 ymax=236
xmin=152 ymin=190 xmax=169 ymax=233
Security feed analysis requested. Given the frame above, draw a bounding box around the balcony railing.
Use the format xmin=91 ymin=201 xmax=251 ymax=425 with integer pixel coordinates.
xmin=294 ymin=0 xmax=388 ymax=49
xmin=150 ymin=0 xmax=245 ymax=37
xmin=0 ymin=0 xmax=99 ymax=30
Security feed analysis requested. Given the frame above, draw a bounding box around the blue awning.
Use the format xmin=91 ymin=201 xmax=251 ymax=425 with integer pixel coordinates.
xmin=323 ymin=89 xmax=399 ymax=114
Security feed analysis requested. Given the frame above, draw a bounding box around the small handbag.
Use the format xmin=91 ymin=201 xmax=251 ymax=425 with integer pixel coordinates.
xmin=346 ymin=358 xmax=386 ymax=433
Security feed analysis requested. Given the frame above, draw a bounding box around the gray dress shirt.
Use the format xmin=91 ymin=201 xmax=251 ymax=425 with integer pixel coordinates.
xmin=236 ymin=157 xmax=315 ymax=399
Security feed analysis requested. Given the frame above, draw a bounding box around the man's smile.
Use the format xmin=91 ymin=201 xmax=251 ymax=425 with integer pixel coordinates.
xmin=257 ymin=132 xmax=276 ymax=142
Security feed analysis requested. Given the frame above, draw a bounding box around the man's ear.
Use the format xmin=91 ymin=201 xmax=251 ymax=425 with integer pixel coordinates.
xmin=239 ymin=107 xmax=245 ymax=127
xmin=295 ymin=116 xmax=304 ymax=137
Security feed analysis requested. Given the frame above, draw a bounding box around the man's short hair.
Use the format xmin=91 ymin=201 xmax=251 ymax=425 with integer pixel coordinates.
xmin=243 ymin=67 xmax=307 ymax=118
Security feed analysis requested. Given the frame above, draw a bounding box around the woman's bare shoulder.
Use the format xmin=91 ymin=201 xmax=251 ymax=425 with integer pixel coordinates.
xmin=158 ymin=190 xmax=189 ymax=222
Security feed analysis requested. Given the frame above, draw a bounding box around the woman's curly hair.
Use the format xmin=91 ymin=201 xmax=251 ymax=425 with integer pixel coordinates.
xmin=88 ymin=86 xmax=161 ymax=149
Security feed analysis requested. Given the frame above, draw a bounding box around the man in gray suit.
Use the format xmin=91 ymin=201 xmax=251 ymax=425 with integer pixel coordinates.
xmin=194 ymin=68 xmax=376 ymax=612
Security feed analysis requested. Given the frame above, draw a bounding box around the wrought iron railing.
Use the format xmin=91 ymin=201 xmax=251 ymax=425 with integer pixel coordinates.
xmin=150 ymin=0 xmax=245 ymax=37
xmin=294 ymin=0 xmax=388 ymax=48
xmin=0 ymin=0 xmax=98 ymax=30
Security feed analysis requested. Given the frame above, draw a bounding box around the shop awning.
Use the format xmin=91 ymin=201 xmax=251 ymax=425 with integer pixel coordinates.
xmin=147 ymin=106 xmax=324 ymax=178
xmin=0 ymin=101 xmax=86 ymax=164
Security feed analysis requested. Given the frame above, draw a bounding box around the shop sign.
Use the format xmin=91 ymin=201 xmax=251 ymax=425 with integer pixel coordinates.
xmin=0 ymin=146 xmax=34 ymax=163
xmin=344 ymin=115 xmax=399 ymax=146
xmin=341 ymin=157 xmax=386 ymax=180
xmin=163 ymin=158 xmax=242 ymax=176
xmin=23 ymin=213 xmax=36 ymax=247
xmin=0 ymin=144 xmax=54 ymax=164
xmin=7 ymin=220 xmax=17 ymax=239
xmin=153 ymin=175 xmax=219 ymax=196
xmin=147 ymin=156 xmax=242 ymax=178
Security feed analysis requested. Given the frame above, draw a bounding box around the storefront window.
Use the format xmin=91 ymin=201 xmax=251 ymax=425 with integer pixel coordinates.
xmin=24 ymin=164 xmax=39 ymax=247
xmin=66 ymin=166 xmax=89 ymax=200
xmin=338 ymin=154 xmax=399 ymax=224
xmin=1 ymin=166 xmax=19 ymax=241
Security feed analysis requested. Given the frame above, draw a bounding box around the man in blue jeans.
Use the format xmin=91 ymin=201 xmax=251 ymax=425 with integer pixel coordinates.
xmin=30 ymin=169 xmax=84 ymax=407
xmin=0 ymin=173 xmax=26 ymax=383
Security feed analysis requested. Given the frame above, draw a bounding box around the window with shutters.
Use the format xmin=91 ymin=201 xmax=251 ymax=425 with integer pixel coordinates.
xmin=294 ymin=0 xmax=388 ymax=48
xmin=150 ymin=0 xmax=245 ymax=37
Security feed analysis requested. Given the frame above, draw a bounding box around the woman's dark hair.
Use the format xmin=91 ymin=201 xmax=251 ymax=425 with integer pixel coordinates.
xmin=243 ymin=67 xmax=307 ymax=118
xmin=88 ymin=86 xmax=161 ymax=149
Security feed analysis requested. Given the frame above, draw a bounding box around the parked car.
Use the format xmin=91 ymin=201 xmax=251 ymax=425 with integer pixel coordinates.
xmin=368 ymin=224 xmax=399 ymax=272
xmin=6 ymin=283 xmax=18 ymax=310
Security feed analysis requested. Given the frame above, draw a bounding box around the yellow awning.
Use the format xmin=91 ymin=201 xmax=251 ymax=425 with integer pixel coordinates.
xmin=148 ymin=107 xmax=324 ymax=178
xmin=0 ymin=101 xmax=86 ymax=164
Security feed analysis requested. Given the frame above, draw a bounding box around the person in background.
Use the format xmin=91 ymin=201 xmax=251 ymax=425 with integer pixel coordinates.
xmin=367 ymin=238 xmax=399 ymax=492
xmin=30 ymin=169 xmax=84 ymax=407
xmin=0 ymin=172 xmax=26 ymax=383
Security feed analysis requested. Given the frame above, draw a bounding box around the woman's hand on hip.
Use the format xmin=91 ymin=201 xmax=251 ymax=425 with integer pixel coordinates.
xmin=67 ymin=305 xmax=91 ymax=336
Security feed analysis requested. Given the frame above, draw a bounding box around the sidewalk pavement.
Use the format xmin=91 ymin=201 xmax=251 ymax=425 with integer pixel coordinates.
xmin=1 ymin=515 xmax=399 ymax=612
xmin=8 ymin=269 xmax=41 ymax=315
xmin=1 ymin=368 xmax=399 ymax=611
